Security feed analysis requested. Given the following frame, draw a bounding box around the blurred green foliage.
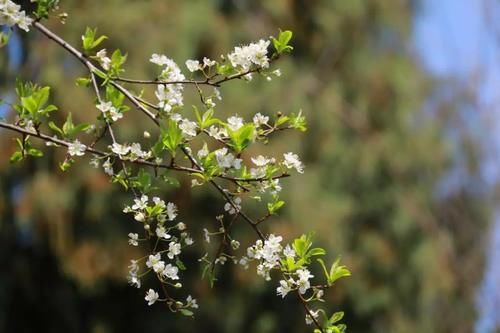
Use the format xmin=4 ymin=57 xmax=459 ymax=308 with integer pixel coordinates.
xmin=0 ymin=1 xmax=488 ymax=332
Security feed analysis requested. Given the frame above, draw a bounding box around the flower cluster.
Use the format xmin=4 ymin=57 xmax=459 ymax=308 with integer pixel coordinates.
xmin=110 ymin=142 xmax=151 ymax=161
xmin=185 ymin=57 xmax=216 ymax=73
xmin=240 ymin=234 xmax=284 ymax=280
xmin=0 ymin=0 xmax=33 ymax=32
xmin=227 ymin=39 xmax=270 ymax=74
xmin=97 ymin=101 xmax=122 ymax=122
xmin=1 ymin=15 xmax=351 ymax=330
xmin=123 ymin=194 xmax=194 ymax=308
xmin=151 ymin=54 xmax=185 ymax=112
xmin=67 ymin=140 xmax=86 ymax=157
xmin=95 ymin=49 xmax=111 ymax=70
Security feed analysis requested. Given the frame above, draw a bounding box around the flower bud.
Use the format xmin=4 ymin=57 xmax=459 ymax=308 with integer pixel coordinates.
xmin=134 ymin=212 xmax=145 ymax=222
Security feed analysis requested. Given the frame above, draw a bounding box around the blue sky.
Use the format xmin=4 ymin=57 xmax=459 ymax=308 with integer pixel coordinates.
xmin=415 ymin=1 xmax=500 ymax=332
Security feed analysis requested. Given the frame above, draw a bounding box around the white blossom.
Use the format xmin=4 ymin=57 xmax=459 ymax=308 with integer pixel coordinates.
xmin=155 ymin=226 xmax=171 ymax=240
xmin=215 ymin=148 xmax=239 ymax=170
xmin=103 ymin=158 xmax=114 ymax=176
xmin=134 ymin=212 xmax=145 ymax=222
xmin=97 ymin=101 xmax=122 ymax=122
xmin=203 ymin=57 xmax=216 ymax=67
xmin=277 ymin=279 xmax=293 ymax=298
xmin=215 ymin=256 xmax=227 ymax=265
xmin=146 ymin=253 xmax=165 ymax=273
xmin=132 ymin=195 xmax=149 ymax=210
xmin=167 ymin=241 xmax=181 ymax=259
xmin=207 ymin=125 xmax=227 ymax=140
xmin=283 ymin=244 xmax=296 ymax=258
xmin=152 ymin=197 xmax=166 ymax=209
xmin=166 ymin=202 xmax=177 ymax=220
xmin=230 ymin=239 xmax=240 ymax=250
xmin=179 ymin=119 xmax=198 ymax=137
xmin=145 ymin=289 xmax=159 ymax=306
xmin=111 ymin=143 xmax=130 ymax=156
xmin=205 ymin=98 xmax=216 ymax=108
xmin=283 ymin=152 xmax=304 ymax=173
xmin=186 ymin=295 xmax=199 ymax=309
xmin=128 ymin=259 xmax=140 ymax=274
xmin=127 ymin=260 xmax=141 ymax=288
xmin=162 ymin=263 xmax=179 ymax=280
xmin=197 ymin=145 xmax=209 ymax=159
xmin=128 ymin=233 xmax=139 ymax=246
xmin=89 ymin=157 xmax=99 ymax=168
xmin=150 ymin=53 xmax=170 ymax=66
xmin=245 ymin=234 xmax=284 ymax=280
xmin=184 ymin=237 xmax=194 ymax=245
xmin=296 ymin=268 xmax=314 ymax=294
xmin=95 ymin=49 xmax=111 ymax=70
xmin=253 ymin=113 xmax=269 ymax=127
xmin=213 ymin=88 xmax=222 ymax=100
xmin=224 ymin=197 xmax=241 ymax=215
xmin=177 ymin=222 xmax=186 ymax=230
xmin=227 ymin=39 xmax=270 ymax=72
xmin=224 ymin=197 xmax=242 ymax=215
xmin=239 ymin=256 xmax=249 ymax=269
xmin=152 ymin=56 xmax=185 ymax=112
xmin=250 ymin=167 xmax=266 ymax=179
xmin=128 ymin=142 xmax=148 ymax=160
xmin=0 ymin=1 xmax=33 ymax=31
xmin=305 ymin=309 xmax=320 ymax=325
xmin=227 ymin=116 xmax=244 ymax=131
xmin=185 ymin=59 xmax=201 ymax=72
xmin=67 ymin=140 xmax=86 ymax=156
xmin=251 ymin=155 xmax=274 ymax=167
xmin=128 ymin=274 xmax=141 ymax=289
xmin=203 ymin=228 xmax=210 ymax=243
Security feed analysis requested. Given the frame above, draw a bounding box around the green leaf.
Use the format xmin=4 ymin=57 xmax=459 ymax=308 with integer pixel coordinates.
xmin=308 ymin=247 xmax=326 ymax=257
xmin=92 ymin=35 xmax=108 ymax=49
xmin=267 ymin=199 xmax=285 ymax=215
xmin=329 ymin=312 xmax=344 ymax=325
xmin=106 ymin=84 xmax=125 ymax=107
xmin=10 ymin=151 xmax=24 ymax=163
xmin=48 ymin=122 xmax=63 ymax=135
xmin=329 ymin=257 xmax=351 ymax=285
xmin=272 ymin=29 xmax=294 ymax=54
xmin=110 ymin=49 xmax=127 ymax=75
xmin=293 ymin=237 xmax=307 ymax=258
xmin=317 ymin=258 xmax=330 ymax=282
xmin=34 ymin=0 xmax=59 ymax=19
xmin=275 ymin=115 xmax=290 ymax=127
xmin=82 ymin=27 xmax=107 ymax=52
xmin=72 ymin=123 xmax=91 ymax=134
xmin=0 ymin=30 xmax=11 ymax=48
xmin=75 ymin=77 xmax=91 ymax=86
xmin=62 ymin=112 xmax=74 ymax=135
xmin=27 ymin=148 xmax=43 ymax=157
xmin=217 ymin=64 xmax=233 ymax=76
xmin=132 ymin=168 xmax=153 ymax=193
xmin=227 ymin=123 xmax=255 ymax=153
xmin=59 ymin=158 xmax=74 ymax=172
xmin=21 ymin=96 xmax=38 ymax=115
xmin=176 ymin=258 xmax=186 ymax=271
xmin=179 ymin=309 xmax=194 ymax=317
xmin=290 ymin=110 xmax=307 ymax=131
xmin=161 ymin=119 xmax=183 ymax=155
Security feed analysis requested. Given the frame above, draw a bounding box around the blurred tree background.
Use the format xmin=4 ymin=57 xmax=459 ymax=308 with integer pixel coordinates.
xmin=0 ymin=1 xmax=493 ymax=332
